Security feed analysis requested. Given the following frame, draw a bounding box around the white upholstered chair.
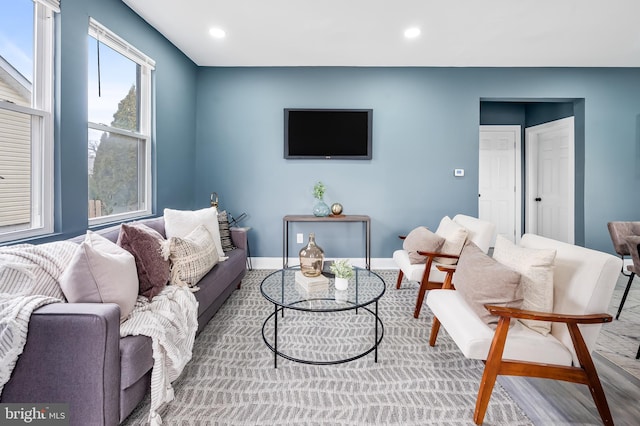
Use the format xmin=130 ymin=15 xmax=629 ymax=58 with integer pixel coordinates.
xmin=393 ymin=214 xmax=496 ymax=318
xmin=427 ymin=234 xmax=622 ymax=425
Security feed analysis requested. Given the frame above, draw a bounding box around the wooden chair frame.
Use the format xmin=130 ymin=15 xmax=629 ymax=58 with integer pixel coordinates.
xmin=395 ymin=235 xmax=460 ymax=318
xmin=429 ymin=269 xmax=614 ymax=425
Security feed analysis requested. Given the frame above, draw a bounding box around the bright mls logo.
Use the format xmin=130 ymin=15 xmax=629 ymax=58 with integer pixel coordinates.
xmin=0 ymin=404 xmax=68 ymax=425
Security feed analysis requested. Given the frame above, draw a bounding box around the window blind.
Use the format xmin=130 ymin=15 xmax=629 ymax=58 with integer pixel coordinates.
xmin=88 ymin=18 xmax=156 ymax=69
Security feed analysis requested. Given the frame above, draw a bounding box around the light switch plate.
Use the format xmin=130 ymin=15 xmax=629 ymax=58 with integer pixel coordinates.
xmin=454 ymin=168 xmax=464 ymax=177
xmin=297 ymin=233 xmax=303 ymax=244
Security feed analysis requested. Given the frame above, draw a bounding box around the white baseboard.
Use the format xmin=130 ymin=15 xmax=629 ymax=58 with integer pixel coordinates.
xmin=249 ymin=257 xmax=399 ymax=270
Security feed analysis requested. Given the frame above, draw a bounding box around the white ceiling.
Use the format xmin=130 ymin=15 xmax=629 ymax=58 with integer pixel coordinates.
xmin=122 ymin=0 xmax=640 ymax=67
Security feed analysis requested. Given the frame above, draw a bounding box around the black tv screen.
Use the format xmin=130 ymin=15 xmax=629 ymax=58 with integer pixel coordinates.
xmin=284 ymin=109 xmax=372 ymax=159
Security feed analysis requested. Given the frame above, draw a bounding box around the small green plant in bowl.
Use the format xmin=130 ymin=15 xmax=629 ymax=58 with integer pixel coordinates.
xmin=330 ymin=259 xmax=354 ymax=279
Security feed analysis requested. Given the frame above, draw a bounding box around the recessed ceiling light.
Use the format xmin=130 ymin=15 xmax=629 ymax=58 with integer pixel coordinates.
xmin=209 ymin=27 xmax=226 ymax=39
xmin=404 ymin=27 xmax=421 ymax=39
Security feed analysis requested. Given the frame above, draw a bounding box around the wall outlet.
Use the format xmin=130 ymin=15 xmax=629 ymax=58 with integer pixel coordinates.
xmin=454 ymin=168 xmax=465 ymax=177
xmin=297 ymin=233 xmax=303 ymax=244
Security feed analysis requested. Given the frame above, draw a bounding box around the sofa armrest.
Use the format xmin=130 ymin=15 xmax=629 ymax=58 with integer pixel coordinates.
xmin=230 ymin=227 xmax=248 ymax=251
xmin=1 ymin=302 xmax=121 ymax=426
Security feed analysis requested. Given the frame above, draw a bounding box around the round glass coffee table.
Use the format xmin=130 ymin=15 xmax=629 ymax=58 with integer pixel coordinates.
xmin=260 ymin=266 xmax=385 ymax=368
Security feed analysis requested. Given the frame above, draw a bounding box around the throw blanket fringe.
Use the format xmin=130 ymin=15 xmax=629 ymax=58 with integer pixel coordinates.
xmin=120 ymin=285 xmax=198 ymax=426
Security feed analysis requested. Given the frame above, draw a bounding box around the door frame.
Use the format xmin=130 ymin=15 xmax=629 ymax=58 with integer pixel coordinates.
xmin=525 ymin=117 xmax=575 ymax=243
xmin=478 ymin=125 xmax=522 ymax=244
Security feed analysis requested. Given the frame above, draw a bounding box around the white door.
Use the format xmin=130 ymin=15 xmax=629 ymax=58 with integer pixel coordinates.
xmin=478 ymin=126 xmax=521 ymax=245
xmin=525 ymin=117 xmax=575 ymax=243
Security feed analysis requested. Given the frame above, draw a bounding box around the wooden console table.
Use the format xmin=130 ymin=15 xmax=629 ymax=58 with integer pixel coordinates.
xmin=283 ymin=214 xmax=371 ymax=269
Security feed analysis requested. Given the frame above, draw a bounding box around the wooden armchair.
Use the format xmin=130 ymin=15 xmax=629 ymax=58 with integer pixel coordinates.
xmin=393 ymin=214 xmax=495 ymax=318
xmin=427 ymin=234 xmax=622 ymax=425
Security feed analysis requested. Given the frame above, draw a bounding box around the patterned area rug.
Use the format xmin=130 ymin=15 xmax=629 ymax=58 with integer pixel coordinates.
xmin=123 ymin=270 xmax=532 ymax=425
xmin=596 ymin=272 xmax=640 ymax=380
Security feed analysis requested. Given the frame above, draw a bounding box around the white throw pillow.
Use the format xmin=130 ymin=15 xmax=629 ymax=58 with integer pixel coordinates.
xmin=60 ymin=231 xmax=139 ymax=321
xmin=492 ymin=235 xmax=557 ymax=335
xmin=167 ymin=224 xmax=219 ymax=289
xmin=434 ymin=216 xmax=468 ymax=264
xmin=164 ymin=207 xmax=227 ymax=260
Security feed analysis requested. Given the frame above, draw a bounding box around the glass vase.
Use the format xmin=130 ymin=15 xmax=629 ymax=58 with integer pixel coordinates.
xmin=299 ymin=233 xmax=325 ymax=277
xmin=313 ymin=198 xmax=330 ymax=217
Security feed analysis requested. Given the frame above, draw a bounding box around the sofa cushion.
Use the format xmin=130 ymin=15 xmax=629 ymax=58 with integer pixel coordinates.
xmin=453 ymin=241 xmax=523 ymax=328
xmin=60 ymin=231 xmax=139 ymax=321
xmin=493 ymin=235 xmax=557 ymax=335
xmin=117 ymin=223 xmax=170 ymax=300
xmin=164 ymin=207 xmax=226 ymax=260
xmin=402 ymin=226 xmax=446 ymax=264
xmin=434 ymin=216 xmax=468 ymax=264
xmin=167 ymin=224 xmax=219 ymax=289
xmin=426 ymin=289 xmax=573 ymax=365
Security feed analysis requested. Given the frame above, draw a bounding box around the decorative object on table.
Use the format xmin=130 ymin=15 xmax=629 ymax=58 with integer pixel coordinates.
xmin=294 ymin=270 xmax=329 ymax=292
xmin=299 ymin=233 xmax=325 ymax=277
xmin=330 ymin=202 xmax=343 ymax=216
xmin=334 ymin=289 xmax=348 ymax=303
xmin=312 ymin=181 xmax=330 ymax=217
xmin=330 ymin=259 xmax=354 ymax=291
xmin=210 ymin=192 xmax=218 ymax=208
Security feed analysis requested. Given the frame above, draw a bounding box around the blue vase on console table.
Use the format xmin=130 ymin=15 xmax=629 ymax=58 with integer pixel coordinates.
xmin=313 ymin=198 xmax=330 ymax=217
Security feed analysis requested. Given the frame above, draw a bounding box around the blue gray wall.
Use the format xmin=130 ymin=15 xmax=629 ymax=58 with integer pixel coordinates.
xmin=40 ymin=0 xmax=640 ymax=258
xmin=50 ymin=0 xmax=197 ymax=241
xmin=195 ymin=67 xmax=640 ymax=258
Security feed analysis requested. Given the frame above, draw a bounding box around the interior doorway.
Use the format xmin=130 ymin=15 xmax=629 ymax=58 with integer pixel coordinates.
xmin=478 ymin=107 xmax=577 ymax=245
xmin=525 ymin=117 xmax=575 ymax=243
xmin=478 ymin=125 xmax=521 ymax=244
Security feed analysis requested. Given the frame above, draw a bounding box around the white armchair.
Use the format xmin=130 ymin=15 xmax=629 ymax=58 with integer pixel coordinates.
xmin=393 ymin=214 xmax=496 ymax=318
xmin=426 ymin=233 xmax=622 ymax=425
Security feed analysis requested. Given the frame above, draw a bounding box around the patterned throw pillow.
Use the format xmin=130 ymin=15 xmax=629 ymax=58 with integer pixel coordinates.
xmin=117 ymin=223 xmax=170 ymax=300
xmin=492 ymin=235 xmax=556 ymax=335
xmin=164 ymin=207 xmax=227 ymax=260
xmin=218 ymin=210 xmax=237 ymax=253
xmin=167 ymin=224 xmax=219 ymax=290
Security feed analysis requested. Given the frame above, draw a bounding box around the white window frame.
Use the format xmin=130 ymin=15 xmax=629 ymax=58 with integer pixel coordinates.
xmin=87 ymin=18 xmax=155 ymax=226
xmin=0 ymin=0 xmax=56 ymax=243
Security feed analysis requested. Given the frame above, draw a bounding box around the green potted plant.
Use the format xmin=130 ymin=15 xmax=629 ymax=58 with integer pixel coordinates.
xmin=330 ymin=259 xmax=354 ymax=290
xmin=312 ymin=181 xmax=330 ymax=217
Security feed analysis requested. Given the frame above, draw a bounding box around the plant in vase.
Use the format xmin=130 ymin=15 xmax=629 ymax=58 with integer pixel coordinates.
xmin=330 ymin=259 xmax=354 ymax=291
xmin=312 ymin=181 xmax=330 ymax=217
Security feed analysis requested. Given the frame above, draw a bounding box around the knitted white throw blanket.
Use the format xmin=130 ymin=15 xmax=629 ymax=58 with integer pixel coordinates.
xmin=120 ymin=285 xmax=198 ymax=426
xmin=0 ymin=242 xmax=78 ymax=395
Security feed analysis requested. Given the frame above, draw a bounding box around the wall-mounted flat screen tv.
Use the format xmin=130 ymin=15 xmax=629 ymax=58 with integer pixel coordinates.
xmin=284 ymin=108 xmax=373 ymax=159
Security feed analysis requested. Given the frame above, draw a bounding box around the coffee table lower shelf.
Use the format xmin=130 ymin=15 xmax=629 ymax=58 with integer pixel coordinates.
xmin=261 ymin=300 xmax=384 ymax=368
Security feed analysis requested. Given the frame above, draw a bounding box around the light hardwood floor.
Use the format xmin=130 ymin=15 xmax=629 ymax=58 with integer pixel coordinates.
xmin=500 ymin=353 xmax=640 ymax=426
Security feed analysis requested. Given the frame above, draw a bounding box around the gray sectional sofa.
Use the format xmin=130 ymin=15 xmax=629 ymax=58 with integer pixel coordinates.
xmin=0 ymin=216 xmax=248 ymax=425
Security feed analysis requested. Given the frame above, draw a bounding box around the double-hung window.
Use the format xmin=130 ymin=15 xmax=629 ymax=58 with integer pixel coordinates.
xmin=0 ymin=0 xmax=57 ymax=243
xmin=88 ymin=19 xmax=154 ymax=224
